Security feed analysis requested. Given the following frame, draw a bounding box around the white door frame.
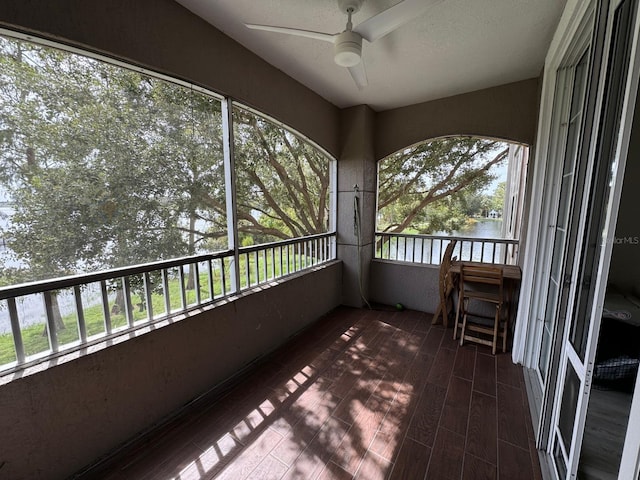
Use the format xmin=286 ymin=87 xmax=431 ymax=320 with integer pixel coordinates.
xmin=548 ymin=0 xmax=640 ymax=476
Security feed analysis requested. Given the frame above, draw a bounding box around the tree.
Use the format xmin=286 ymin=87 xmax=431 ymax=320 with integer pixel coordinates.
xmin=490 ymin=181 xmax=506 ymax=214
xmin=0 ymin=33 xmax=511 ymax=306
xmin=232 ymin=107 xmax=330 ymax=243
xmin=377 ymin=137 xmax=508 ymax=233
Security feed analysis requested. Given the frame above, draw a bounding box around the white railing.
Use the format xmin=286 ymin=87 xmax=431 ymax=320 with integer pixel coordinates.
xmin=0 ymin=233 xmax=336 ymax=374
xmin=375 ymin=232 xmax=519 ymax=266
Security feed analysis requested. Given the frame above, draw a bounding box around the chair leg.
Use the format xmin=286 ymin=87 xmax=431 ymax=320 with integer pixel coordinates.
xmin=453 ymin=296 xmax=463 ymax=340
xmin=459 ymin=311 xmax=469 ymax=347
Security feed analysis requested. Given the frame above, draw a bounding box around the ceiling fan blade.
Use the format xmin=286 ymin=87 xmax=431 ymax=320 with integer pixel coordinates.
xmin=245 ymin=24 xmax=336 ymax=43
xmin=354 ymin=0 xmax=443 ymax=43
xmin=348 ymin=61 xmax=368 ymax=89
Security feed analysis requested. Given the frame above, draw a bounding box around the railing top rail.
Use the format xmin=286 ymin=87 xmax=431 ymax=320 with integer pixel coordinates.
xmin=0 ymin=232 xmax=338 ymax=301
xmin=0 ymin=249 xmax=232 ymax=301
xmin=375 ymin=232 xmax=519 ymax=244
xmin=238 ymin=231 xmax=335 ymax=254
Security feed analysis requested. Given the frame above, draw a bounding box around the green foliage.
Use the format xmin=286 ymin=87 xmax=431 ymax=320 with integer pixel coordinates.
xmin=0 ymin=35 xmax=332 ymax=291
xmin=233 ymin=107 xmax=330 ymax=243
xmin=490 ymin=181 xmax=506 ymax=213
xmin=377 ymin=137 xmax=508 ymax=234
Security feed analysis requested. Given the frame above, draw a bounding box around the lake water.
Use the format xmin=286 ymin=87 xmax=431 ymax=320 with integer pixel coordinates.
xmin=382 ymin=219 xmax=509 ymax=264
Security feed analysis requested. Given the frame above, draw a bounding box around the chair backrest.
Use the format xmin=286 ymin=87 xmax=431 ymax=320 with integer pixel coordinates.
xmin=460 ymin=264 xmax=504 ymax=302
xmin=439 ymin=240 xmax=457 ymax=296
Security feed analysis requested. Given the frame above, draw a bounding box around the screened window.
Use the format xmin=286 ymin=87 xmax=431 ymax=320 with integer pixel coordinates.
xmin=0 ymin=32 xmax=336 ymax=372
xmin=0 ymin=36 xmax=226 ymax=286
xmin=232 ymin=105 xmax=331 ymax=246
xmin=376 ymin=136 xmax=512 ymax=237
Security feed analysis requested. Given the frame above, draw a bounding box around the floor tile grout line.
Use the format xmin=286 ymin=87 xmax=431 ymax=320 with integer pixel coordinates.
xmin=422 ymin=332 xmax=453 ymax=480
xmin=86 ymin=309 xmax=541 ymax=480
xmin=362 ymin=323 xmax=432 ymax=475
xmin=384 ymin=323 xmax=443 ymax=480
xmin=461 ymin=346 xmax=478 ymax=479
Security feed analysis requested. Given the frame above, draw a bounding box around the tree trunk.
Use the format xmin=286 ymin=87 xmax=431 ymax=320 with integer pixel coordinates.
xmin=111 ymin=288 xmax=126 ymax=316
xmin=42 ymin=291 xmax=65 ymax=337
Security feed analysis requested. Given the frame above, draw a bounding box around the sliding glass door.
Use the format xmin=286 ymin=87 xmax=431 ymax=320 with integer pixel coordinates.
xmin=549 ymin=0 xmax=639 ymax=476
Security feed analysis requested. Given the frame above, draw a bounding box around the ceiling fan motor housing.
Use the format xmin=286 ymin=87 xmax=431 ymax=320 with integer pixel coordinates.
xmin=334 ymin=30 xmax=362 ymax=67
xmin=338 ymin=0 xmax=364 ymax=15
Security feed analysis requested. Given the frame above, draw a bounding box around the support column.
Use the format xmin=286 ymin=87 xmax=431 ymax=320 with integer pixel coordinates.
xmin=337 ymin=105 xmax=377 ymax=307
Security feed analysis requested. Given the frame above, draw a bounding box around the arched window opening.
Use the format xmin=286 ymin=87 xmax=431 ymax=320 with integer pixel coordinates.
xmin=375 ymin=136 xmax=528 ymax=264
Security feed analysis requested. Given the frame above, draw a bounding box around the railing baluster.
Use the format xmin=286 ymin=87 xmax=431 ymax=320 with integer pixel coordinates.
xmin=429 ymin=238 xmax=434 ymax=264
xmin=162 ymin=269 xmax=171 ymax=314
xmin=100 ymin=280 xmax=112 ymax=334
xmin=207 ymin=260 xmax=214 ymax=299
xmin=270 ymin=247 xmax=275 ymax=279
xmin=43 ymin=291 xmax=59 ymax=353
xmin=221 ymin=258 xmax=227 ymax=296
xmin=254 ymin=251 xmax=260 ymax=285
xmin=74 ymin=285 xmax=87 ymax=342
xmin=303 ymin=241 xmax=307 ymax=268
xmin=312 ymin=239 xmax=317 ymax=266
xmin=8 ymin=298 xmax=25 ymax=364
xmin=412 ymin=237 xmax=416 ymax=263
xmin=176 ymin=267 xmax=185 ymax=310
xmin=143 ymin=272 xmax=154 ymax=321
xmin=285 ymin=244 xmax=290 ymax=274
xmin=245 ymin=252 xmax=250 ymax=287
xmin=194 ymin=262 xmax=201 ymax=305
xmin=123 ymin=276 xmax=134 ymax=327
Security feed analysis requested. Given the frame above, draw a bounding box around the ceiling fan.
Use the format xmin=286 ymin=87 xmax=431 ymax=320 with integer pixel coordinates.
xmin=245 ymin=0 xmax=442 ymax=89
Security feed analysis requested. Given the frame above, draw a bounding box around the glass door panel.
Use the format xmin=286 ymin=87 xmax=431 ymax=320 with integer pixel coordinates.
xmin=538 ymin=51 xmax=590 ymax=383
xmin=551 ymin=0 xmax=638 ymax=477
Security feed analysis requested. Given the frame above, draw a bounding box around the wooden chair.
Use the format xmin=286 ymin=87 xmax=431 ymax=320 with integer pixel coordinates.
xmin=453 ymin=264 xmax=507 ymax=354
xmin=432 ymin=240 xmax=457 ymax=327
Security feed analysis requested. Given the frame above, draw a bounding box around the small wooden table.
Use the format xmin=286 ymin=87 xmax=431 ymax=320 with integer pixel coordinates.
xmin=433 ymin=261 xmax=522 ymax=327
xmin=448 ymin=261 xmax=521 ymax=281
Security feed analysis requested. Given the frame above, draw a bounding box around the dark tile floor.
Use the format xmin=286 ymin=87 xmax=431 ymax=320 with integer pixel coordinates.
xmin=82 ymin=306 xmax=542 ymax=480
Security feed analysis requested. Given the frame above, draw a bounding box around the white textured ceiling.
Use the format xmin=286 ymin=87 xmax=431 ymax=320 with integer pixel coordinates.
xmin=175 ymin=0 xmax=566 ymax=111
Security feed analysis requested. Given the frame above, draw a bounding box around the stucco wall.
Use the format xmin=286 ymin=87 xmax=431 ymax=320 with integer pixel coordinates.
xmin=0 ymin=0 xmax=340 ymax=157
xmin=0 ymin=0 xmax=540 ymax=161
xmin=370 ymin=260 xmax=440 ymax=314
xmin=0 ymin=262 xmax=342 ymax=480
xmin=375 ymin=78 xmax=540 ymax=160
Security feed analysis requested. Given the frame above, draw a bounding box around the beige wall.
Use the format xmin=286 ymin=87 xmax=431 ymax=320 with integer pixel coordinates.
xmin=0 ymin=0 xmax=540 ymax=162
xmin=0 ymin=0 xmax=341 ymax=157
xmin=0 ymin=263 xmax=342 ymax=480
xmin=0 ymin=3 xmax=544 ymax=478
xmin=375 ymin=78 xmax=540 ymax=160
xmin=370 ymin=260 xmax=440 ymax=313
